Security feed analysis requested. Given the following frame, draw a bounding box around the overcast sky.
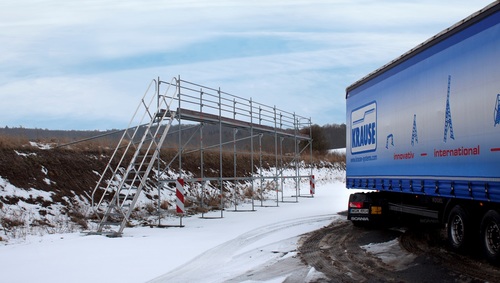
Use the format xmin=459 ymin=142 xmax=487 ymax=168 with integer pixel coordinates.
xmin=0 ymin=0 xmax=494 ymax=130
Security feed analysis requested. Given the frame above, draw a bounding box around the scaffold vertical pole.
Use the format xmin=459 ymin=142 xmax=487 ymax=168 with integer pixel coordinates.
xmin=233 ymin=98 xmax=238 ymax=211
xmin=178 ymin=75 xmax=183 ymax=186
xmin=250 ymin=98 xmax=255 ymax=211
xmin=156 ymin=77 xmax=162 ymax=226
xmin=201 ymin=180 xmax=205 ymax=218
xmin=294 ymin=113 xmax=299 ymax=202
xmin=259 ymin=107 xmax=263 ymax=206
xmin=219 ymin=87 xmax=224 ymax=218
xmin=280 ymin=136 xmax=285 ymax=202
xmin=309 ymin=117 xmax=313 ymax=197
xmin=259 ymin=133 xmax=264 ymax=206
xmin=274 ymin=106 xmax=279 ymax=206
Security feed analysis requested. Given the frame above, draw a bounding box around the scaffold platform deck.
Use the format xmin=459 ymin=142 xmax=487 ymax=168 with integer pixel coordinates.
xmin=176 ymin=108 xmax=309 ymax=139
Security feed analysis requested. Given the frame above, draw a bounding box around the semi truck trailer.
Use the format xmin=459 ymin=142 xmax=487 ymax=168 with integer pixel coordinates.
xmin=345 ymin=2 xmax=500 ymax=261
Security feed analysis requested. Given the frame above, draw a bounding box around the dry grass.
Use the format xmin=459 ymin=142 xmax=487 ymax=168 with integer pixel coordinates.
xmin=0 ymin=216 xmax=25 ymax=231
xmin=160 ymin=200 xmax=170 ymax=210
xmin=312 ymin=150 xmax=346 ymax=165
xmin=0 ymin=133 xmax=344 ymax=167
xmin=0 ymin=135 xmax=30 ymax=149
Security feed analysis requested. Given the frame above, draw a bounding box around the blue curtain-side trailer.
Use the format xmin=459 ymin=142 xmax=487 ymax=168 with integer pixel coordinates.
xmin=345 ymin=2 xmax=500 ymax=261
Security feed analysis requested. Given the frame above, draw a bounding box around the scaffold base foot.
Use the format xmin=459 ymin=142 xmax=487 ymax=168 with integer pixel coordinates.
xmin=257 ymin=205 xmax=279 ymax=208
xmin=149 ymin=224 xmax=185 ymax=228
xmin=84 ymin=231 xmax=122 ymax=237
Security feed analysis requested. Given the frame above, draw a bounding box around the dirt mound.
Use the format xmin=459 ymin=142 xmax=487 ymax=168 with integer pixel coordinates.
xmin=0 ymin=144 xmax=112 ymax=238
xmin=0 ymin=146 xmax=108 ymax=204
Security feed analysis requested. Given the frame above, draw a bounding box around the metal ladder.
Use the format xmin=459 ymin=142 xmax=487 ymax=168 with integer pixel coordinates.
xmin=90 ymin=77 xmax=178 ymax=236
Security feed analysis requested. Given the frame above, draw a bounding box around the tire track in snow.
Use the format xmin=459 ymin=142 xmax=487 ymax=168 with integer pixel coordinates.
xmin=148 ymin=214 xmax=336 ymax=283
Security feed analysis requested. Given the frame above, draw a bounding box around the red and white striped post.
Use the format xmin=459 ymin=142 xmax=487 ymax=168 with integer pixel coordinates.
xmin=310 ymin=175 xmax=315 ymax=195
xmin=176 ymin=178 xmax=185 ymax=215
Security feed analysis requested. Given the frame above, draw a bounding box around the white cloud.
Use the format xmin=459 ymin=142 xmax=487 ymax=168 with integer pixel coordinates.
xmin=0 ymin=0 xmax=493 ymax=129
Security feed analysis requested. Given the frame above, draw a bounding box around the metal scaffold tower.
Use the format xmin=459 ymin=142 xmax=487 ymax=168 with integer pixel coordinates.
xmin=90 ymin=76 xmax=313 ymax=236
xmin=443 ymin=75 xmax=455 ymax=142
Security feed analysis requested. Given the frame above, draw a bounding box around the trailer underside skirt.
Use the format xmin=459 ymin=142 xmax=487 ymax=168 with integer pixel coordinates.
xmin=388 ymin=202 xmax=439 ymax=219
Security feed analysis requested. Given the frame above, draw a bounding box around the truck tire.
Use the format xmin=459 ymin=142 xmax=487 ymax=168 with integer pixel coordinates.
xmin=480 ymin=210 xmax=500 ymax=262
xmin=447 ymin=205 xmax=471 ymax=252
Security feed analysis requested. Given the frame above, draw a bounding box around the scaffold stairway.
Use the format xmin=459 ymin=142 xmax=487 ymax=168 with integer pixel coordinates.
xmin=90 ymin=77 xmax=178 ymax=236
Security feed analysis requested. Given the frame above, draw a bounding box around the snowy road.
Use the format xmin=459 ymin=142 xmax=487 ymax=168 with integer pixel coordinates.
xmin=149 ymin=214 xmax=335 ymax=282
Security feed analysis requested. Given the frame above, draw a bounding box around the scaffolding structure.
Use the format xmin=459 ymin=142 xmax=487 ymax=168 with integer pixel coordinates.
xmin=90 ymin=76 xmax=313 ymax=236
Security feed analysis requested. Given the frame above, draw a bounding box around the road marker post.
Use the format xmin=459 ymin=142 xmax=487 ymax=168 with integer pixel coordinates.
xmin=310 ymin=175 xmax=315 ymax=195
xmin=176 ymin=178 xmax=185 ymax=226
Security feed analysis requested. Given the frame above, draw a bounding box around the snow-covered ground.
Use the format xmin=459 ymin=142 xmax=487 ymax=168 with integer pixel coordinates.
xmin=0 ymin=168 xmax=358 ymax=283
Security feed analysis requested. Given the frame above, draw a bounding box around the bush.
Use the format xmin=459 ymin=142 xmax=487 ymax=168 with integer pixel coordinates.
xmin=1 ymin=216 xmax=25 ymax=231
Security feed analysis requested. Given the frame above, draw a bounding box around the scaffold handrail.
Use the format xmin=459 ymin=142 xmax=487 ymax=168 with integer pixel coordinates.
xmin=163 ymin=78 xmax=311 ymax=133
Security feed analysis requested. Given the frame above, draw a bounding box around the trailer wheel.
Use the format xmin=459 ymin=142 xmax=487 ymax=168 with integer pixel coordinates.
xmin=480 ymin=210 xmax=500 ymax=262
xmin=447 ymin=205 xmax=471 ymax=252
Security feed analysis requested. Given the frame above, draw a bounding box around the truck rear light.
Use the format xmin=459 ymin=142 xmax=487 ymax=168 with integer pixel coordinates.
xmin=349 ymin=202 xmax=363 ymax=208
